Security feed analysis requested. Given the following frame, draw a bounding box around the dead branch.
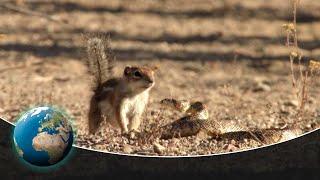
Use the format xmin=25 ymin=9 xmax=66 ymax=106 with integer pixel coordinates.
xmin=0 ymin=65 xmax=25 ymax=74
xmin=0 ymin=2 xmax=69 ymax=25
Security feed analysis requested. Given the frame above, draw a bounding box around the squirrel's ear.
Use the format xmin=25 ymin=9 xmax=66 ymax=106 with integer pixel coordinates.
xmin=124 ymin=66 xmax=131 ymax=75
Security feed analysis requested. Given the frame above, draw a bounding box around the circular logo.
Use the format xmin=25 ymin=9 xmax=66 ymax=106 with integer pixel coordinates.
xmin=13 ymin=106 xmax=74 ymax=167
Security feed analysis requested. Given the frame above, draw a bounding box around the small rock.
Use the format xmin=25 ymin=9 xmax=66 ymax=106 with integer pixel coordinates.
xmin=150 ymin=110 xmax=157 ymax=116
xmin=311 ymin=122 xmax=320 ymax=129
xmin=283 ymin=100 xmax=299 ymax=107
xmin=54 ymin=75 xmax=70 ymax=82
xmin=128 ymin=139 xmax=135 ymax=145
xmin=280 ymin=105 xmax=290 ymax=114
xmin=32 ymin=75 xmax=53 ymax=82
xmin=230 ymin=139 xmax=236 ymax=145
xmin=26 ymin=57 xmax=43 ymax=66
xmin=308 ymin=97 xmax=315 ymax=104
xmin=253 ymin=77 xmax=268 ymax=83
xmin=153 ymin=143 xmax=166 ymax=154
xmin=183 ymin=65 xmax=202 ymax=73
xmin=123 ymin=144 xmax=133 ymax=154
xmin=180 ymin=151 xmax=187 ymax=155
xmin=253 ymin=82 xmax=271 ymax=92
xmin=136 ymin=150 xmax=158 ymax=156
xmin=223 ymin=144 xmax=237 ymax=152
xmin=129 ymin=132 xmax=136 ymax=139
xmin=95 ymin=144 xmax=105 ymax=150
xmin=171 ymin=147 xmax=180 ymax=154
xmin=198 ymin=130 xmax=211 ymax=140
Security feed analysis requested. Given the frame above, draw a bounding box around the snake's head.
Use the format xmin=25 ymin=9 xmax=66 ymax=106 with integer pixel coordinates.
xmin=186 ymin=101 xmax=209 ymax=119
xmin=186 ymin=102 xmax=205 ymax=114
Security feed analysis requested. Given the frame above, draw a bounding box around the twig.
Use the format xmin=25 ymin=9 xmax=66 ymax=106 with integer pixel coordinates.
xmin=292 ymin=0 xmax=299 ymax=48
xmin=299 ymin=70 xmax=309 ymax=113
xmin=0 ymin=2 xmax=69 ymax=25
xmin=289 ymin=54 xmax=297 ymax=89
xmin=0 ymin=65 xmax=25 ymax=73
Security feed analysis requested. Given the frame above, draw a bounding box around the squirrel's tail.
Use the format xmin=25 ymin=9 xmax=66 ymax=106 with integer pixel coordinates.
xmin=85 ymin=34 xmax=115 ymax=90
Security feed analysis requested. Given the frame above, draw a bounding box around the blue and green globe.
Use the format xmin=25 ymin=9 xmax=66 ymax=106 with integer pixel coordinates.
xmin=13 ymin=106 xmax=74 ymax=167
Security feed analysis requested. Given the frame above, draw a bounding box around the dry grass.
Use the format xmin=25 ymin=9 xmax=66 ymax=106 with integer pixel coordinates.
xmin=282 ymin=0 xmax=317 ymax=117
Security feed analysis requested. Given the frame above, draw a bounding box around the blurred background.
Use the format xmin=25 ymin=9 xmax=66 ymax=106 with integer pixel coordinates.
xmin=1 ymin=0 xmax=320 ymax=62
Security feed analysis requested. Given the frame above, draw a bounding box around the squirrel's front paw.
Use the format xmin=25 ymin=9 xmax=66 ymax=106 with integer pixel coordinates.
xmin=121 ymin=129 xmax=140 ymax=140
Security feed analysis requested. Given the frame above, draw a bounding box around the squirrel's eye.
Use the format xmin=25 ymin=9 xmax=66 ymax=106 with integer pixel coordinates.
xmin=134 ymin=71 xmax=142 ymax=78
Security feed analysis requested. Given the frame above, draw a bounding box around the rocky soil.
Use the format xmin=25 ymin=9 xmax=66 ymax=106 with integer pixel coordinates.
xmin=0 ymin=0 xmax=320 ymax=156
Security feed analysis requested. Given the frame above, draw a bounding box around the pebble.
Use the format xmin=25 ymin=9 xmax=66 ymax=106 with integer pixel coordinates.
xmin=180 ymin=151 xmax=187 ymax=155
xmin=196 ymin=131 xmax=209 ymax=140
xmin=54 ymin=75 xmax=70 ymax=82
xmin=280 ymin=105 xmax=290 ymax=114
xmin=230 ymin=139 xmax=236 ymax=145
xmin=223 ymin=144 xmax=237 ymax=152
xmin=26 ymin=57 xmax=43 ymax=66
xmin=95 ymin=144 xmax=105 ymax=150
xmin=253 ymin=82 xmax=271 ymax=92
xmin=153 ymin=142 xmax=166 ymax=154
xmin=123 ymin=144 xmax=133 ymax=154
xmin=171 ymin=147 xmax=180 ymax=153
xmin=32 ymin=75 xmax=53 ymax=82
xmin=283 ymin=100 xmax=299 ymax=107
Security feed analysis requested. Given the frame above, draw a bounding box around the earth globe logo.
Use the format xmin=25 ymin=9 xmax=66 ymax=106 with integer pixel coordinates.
xmin=13 ymin=106 xmax=74 ymax=167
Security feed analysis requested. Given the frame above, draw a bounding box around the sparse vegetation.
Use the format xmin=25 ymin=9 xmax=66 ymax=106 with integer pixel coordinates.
xmin=282 ymin=0 xmax=320 ymax=128
xmin=283 ymin=0 xmax=308 ymax=113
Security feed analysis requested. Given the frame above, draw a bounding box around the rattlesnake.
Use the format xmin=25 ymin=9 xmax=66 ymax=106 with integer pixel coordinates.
xmin=160 ymin=98 xmax=302 ymax=144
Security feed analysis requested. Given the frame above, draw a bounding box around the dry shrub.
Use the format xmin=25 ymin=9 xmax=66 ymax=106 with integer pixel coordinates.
xmin=282 ymin=0 xmax=317 ymax=114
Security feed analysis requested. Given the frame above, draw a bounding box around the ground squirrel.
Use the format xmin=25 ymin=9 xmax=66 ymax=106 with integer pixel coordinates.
xmin=85 ymin=35 xmax=156 ymax=134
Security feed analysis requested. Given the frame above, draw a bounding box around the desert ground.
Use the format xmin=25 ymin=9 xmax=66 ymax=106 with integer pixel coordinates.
xmin=0 ymin=0 xmax=320 ymax=156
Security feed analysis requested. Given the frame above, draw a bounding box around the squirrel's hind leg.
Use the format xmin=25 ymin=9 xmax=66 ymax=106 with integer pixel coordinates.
xmin=128 ymin=115 xmax=142 ymax=132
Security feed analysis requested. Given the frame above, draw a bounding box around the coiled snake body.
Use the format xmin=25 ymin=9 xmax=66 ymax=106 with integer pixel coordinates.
xmin=160 ymin=98 xmax=302 ymax=144
xmin=160 ymin=99 xmax=220 ymax=139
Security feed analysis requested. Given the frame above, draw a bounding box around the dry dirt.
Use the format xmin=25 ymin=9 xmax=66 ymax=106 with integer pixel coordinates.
xmin=0 ymin=0 xmax=320 ymax=156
